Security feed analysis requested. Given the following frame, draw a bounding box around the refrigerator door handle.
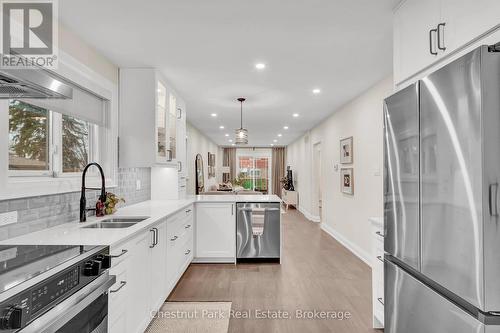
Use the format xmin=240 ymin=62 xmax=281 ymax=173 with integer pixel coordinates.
xmin=489 ymin=183 xmax=499 ymax=216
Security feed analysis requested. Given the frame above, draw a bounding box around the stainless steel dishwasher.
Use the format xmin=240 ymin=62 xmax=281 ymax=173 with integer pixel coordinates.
xmin=236 ymin=202 xmax=281 ymax=261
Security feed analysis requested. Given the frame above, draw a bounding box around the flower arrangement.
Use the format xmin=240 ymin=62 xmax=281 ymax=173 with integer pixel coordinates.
xmin=104 ymin=192 xmax=125 ymax=215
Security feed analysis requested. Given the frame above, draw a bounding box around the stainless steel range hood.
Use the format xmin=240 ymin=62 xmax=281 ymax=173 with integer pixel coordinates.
xmin=0 ymin=67 xmax=73 ymax=99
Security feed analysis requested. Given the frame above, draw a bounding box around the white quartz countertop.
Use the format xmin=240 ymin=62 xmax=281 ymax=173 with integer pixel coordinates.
xmin=0 ymin=199 xmax=196 ymax=247
xmin=369 ymin=217 xmax=383 ymax=227
xmin=0 ymin=194 xmax=282 ymax=247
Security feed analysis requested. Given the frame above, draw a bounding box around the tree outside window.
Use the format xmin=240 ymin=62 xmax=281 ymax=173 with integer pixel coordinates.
xmin=8 ymin=100 xmax=92 ymax=174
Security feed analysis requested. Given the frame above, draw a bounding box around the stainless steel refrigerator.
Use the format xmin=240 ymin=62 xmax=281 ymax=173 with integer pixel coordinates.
xmin=384 ymin=45 xmax=500 ymax=332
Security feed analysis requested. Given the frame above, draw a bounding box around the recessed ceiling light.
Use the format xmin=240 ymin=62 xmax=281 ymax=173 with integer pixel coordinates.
xmin=231 ymin=143 xmax=235 ymax=146
xmin=273 ymin=139 xmax=278 ymax=143
xmin=283 ymin=126 xmax=289 ymax=130
xmin=270 ymin=143 xmax=274 ymax=146
xmin=225 ymin=133 xmax=229 ymax=137
xmin=312 ymin=88 xmax=321 ymax=94
xmin=255 ymin=63 xmax=266 ymax=70
xmin=293 ymin=113 xmax=299 ymax=118
xmin=211 ymin=113 xmax=217 ymax=117
xmin=277 ymin=134 xmax=282 ymax=137
xmin=219 ymin=125 xmax=225 ymax=129
xmin=229 ymin=139 xmax=233 ymax=142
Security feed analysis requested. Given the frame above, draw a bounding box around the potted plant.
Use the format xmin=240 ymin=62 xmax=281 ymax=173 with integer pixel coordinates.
xmin=104 ymin=192 xmax=125 ymax=215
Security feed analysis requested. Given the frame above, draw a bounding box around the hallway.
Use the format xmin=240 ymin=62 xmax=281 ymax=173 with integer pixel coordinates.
xmin=169 ymin=209 xmax=378 ymax=333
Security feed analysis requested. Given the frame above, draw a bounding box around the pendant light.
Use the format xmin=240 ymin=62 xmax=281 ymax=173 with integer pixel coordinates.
xmin=235 ymin=97 xmax=248 ymax=145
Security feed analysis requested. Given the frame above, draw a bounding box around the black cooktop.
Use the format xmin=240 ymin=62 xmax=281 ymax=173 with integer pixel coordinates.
xmin=0 ymin=245 xmax=97 ymax=293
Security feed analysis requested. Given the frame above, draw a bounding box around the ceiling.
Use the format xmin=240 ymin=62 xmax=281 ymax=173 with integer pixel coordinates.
xmin=59 ymin=0 xmax=395 ymax=147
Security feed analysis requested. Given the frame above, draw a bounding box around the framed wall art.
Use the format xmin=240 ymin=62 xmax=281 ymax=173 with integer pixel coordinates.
xmin=340 ymin=136 xmax=353 ymax=164
xmin=341 ymin=168 xmax=354 ymax=195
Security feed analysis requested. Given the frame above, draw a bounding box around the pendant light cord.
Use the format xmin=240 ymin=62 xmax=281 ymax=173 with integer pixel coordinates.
xmin=240 ymin=99 xmax=243 ymax=129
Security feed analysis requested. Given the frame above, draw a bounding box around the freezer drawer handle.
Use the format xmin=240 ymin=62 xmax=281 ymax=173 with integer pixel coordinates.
xmin=489 ymin=183 xmax=499 ymax=217
xmin=376 ymin=256 xmax=384 ymax=263
xmin=377 ymin=297 xmax=384 ymax=306
xmin=375 ymin=231 xmax=385 ymax=238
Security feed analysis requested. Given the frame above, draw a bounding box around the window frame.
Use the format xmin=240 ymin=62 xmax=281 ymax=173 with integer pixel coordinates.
xmin=7 ymin=104 xmax=99 ymax=178
xmin=0 ymin=51 xmax=119 ymax=201
xmin=7 ymin=104 xmax=53 ymax=177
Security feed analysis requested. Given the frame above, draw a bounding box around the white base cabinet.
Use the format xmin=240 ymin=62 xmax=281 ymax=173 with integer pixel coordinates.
xmin=166 ymin=205 xmax=194 ymax=295
xmin=194 ymin=203 xmax=235 ymax=263
xmin=127 ymin=230 xmax=154 ymax=333
xmin=370 ymin=217 xmax=384 ymax=329
xmin=108 ymin=209 xmax=194 ymax=333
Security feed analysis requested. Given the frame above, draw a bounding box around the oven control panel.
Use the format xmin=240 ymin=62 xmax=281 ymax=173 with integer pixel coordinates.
xmin=0 ymin=247 xmax=110 ymax=331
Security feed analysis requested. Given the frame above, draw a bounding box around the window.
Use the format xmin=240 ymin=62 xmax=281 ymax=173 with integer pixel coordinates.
xmin=62 ymin=115 xmax=89 ymax=173
xmin=9 ymin=100 xmax=50 ymax=171
xmin=8 ymin=100 xmax=98 ymax=176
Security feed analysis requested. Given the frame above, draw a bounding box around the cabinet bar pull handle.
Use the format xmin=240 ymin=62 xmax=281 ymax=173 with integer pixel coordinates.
xmin=185 ymin=249 xmax=191 ymax=255
xmin=429 ymin=28 xmax=438 ymax=55
xmin=185 ymin=224 xmax=191 ymax=229
xmin=178 ymin=161 xmax=182 ymax=172
xmin=171 ymin=236 xmax=178 ymax=241
xmin=375 ymin=231 xmax=385 ymax=238
xmin=377 ymin=256 xmax=384 ymax=263
xmin=177 ymin=107 xmax=182 ymax=119
xmin=186 ymin=209 xmax=192 ymax=213
xmin=150 ymin=229 xmax=156 ymax=248
xmin=111 ymin=249 xmax=128 ymax=258
xmin=153 ymin=227 xmax=159 ymax=246
xmin=110 ymin=281 xmax=127 ymax=293
xmin=437 ymin=23 xmax=446 ymax=51
xmin=377 ymin=297 xmax=384 ymax=306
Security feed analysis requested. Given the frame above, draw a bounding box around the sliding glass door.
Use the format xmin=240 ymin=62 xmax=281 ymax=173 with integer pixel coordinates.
xmin=237 ymin=154 xmax=271 ymax=194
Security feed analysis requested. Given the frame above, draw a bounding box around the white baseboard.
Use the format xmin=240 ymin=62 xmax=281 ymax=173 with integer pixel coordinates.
xmin=297 ymin=205 xmax=321 ymax=223
xmin=321 ymin=223 xmax=372 ymax=268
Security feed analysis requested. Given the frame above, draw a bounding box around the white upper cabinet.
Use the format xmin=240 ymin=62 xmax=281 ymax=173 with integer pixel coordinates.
xmin=176 ymin=98 xmax=187 ymax=176
xmin=394 ymin=0 xmax=500 ymax=86
xmin=119 ymin=68 xmax=187 ymax=168
xmin=394 ymin=0 xmax=441 ymax=84
xmin=441 ymin=0 xmax=500 ymax=53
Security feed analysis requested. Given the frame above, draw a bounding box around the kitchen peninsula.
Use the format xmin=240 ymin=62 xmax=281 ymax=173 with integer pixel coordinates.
xmin=0 ymin=195 xmax=282 ymax=333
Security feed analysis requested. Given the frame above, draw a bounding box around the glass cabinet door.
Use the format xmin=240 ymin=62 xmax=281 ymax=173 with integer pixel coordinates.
xmin=156 ymin=81 xmax=167 ymax=161
xmin=168 ymin=93 xmax=177 ymax=160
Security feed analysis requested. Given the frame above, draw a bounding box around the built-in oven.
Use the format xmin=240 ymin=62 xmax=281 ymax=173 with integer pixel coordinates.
xmin=21 ymin=272 xmax=115 ymax=333
xmin=0 ymin=245 xmax=115 ymax=333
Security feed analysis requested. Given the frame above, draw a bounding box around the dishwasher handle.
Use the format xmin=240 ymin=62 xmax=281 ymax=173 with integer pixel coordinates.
xmin=239 ymin=207 xmax=280 ymax=212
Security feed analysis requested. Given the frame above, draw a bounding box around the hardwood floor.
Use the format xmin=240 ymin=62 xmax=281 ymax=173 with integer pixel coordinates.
xmin=168 ymin=208 xmax=380 ymax=333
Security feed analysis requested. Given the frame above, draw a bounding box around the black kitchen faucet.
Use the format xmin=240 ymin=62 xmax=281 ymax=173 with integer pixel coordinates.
xmin=80 ymin=162 xmax=106 ymax=222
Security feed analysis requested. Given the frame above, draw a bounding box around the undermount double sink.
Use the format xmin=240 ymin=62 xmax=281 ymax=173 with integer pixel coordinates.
xmin=83 ymin=217 xmax=149 ymax=229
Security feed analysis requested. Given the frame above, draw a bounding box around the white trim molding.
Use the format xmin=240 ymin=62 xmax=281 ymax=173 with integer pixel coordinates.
xmin=0 ymin=50 xmax=119 ymax=201
xmin=298 ymin=205 xmax=320 ymax=223
xmin=321 ymin=222 xmax=372 ymax=268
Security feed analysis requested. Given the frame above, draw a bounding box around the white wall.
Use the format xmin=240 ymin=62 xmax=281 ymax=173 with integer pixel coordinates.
xmin=59 ymin=22 xmax=118 ymax=83
xmin=287 ymin=77 xmax=393 ymax=263
xmin=186 ymin=122 xmax=222 ymax=194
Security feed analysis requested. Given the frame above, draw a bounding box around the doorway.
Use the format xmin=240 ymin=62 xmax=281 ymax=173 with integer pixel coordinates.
xmin=312 ymin=142 xmax=322 ymax=221
xmin=236 ymin=149 xmax=272 ymax=194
